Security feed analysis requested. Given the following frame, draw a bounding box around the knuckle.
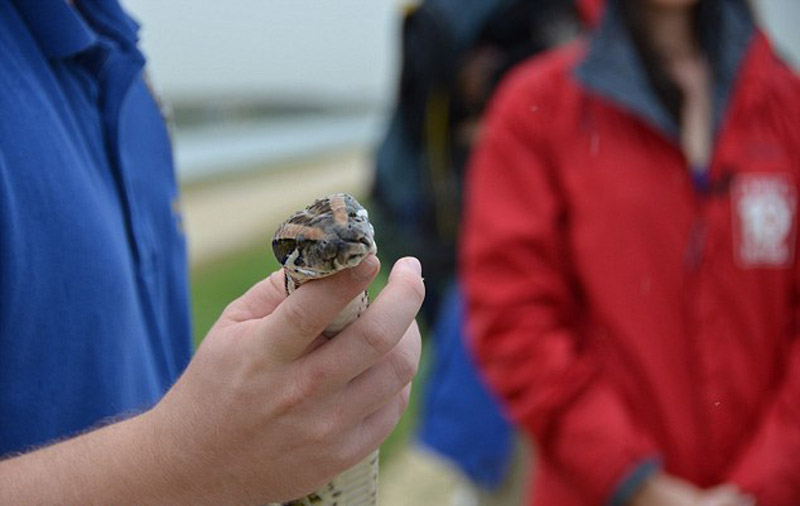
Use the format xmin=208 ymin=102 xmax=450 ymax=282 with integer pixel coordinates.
xmin=393 ymin=387 xmax=412 ymax=421
xmin=399 ymin=387 xmax=411 ymax=411
xmin=338 ymin=437 xmax=367 ymax=470
xmin=282 ymin=300 xmax=319 ymax=337
xmin=269 ymin=269 xmax=286 ymax=294
xmin=310 ymin=418 xmax=332 ymax=444
xmin=280 ymin=379 xmax=309 ymax=413
xmin=380 ymin=401 xmax=405 ymax=437
xmin=406 ymin=321 xmax=422 ymax=355
xmin=299 ymin=365 xmax=327 ymax=398
xmin=358 ymin=318 xmax=395 ymax=358
xmin=281 ymin=368 xmax=323 ymax=412
xmin=389 ymin=348 xmax=418 ymax=386
xmin=310 ymin=413 xmax=343 ymax=447
xmin=220 ymin=299 xmax=247 ymax=324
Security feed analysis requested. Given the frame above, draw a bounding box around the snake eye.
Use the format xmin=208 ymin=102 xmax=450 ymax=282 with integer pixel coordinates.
xmin=272 ymin=238 xmax=297 ymax=265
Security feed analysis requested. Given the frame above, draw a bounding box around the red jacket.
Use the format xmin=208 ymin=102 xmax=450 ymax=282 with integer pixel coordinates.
xmin=461 ymin=9 xmax=800 ymax=505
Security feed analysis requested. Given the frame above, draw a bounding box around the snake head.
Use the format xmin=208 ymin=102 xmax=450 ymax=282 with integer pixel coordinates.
xmin=272 ymin=193 xmax=377 ymax=281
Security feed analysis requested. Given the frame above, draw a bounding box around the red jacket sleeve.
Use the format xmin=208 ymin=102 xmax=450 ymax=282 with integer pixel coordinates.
xmin=727 ymin=336 xmax=800 ymax=505
xmin=460 ymin=72 xmax=658 ymax=504
xmin=725 ymin=71 xmax=800 ymax=506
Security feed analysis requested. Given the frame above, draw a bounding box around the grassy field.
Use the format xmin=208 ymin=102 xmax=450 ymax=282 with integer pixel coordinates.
xmin=188 ymin=241 xmax=424 ymax=463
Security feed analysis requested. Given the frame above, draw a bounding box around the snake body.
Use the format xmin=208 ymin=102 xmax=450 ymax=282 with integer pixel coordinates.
xmin=270 ymin=193 xmax=379 ymax=506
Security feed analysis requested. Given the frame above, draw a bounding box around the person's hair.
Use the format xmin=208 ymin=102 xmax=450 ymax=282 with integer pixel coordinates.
xmin=617 ymin=0 xmax=706 ymax=122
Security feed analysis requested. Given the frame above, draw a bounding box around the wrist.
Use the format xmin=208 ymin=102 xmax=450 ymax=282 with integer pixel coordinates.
xmin=74 ymin=412 xmax=183 ymax=504
xmin=132 ymin=403 xmax=221 ymax=505
xmin=139 ymin=397 xmax=254 ymax=506
xmin=629 ymin=474 xmax=660 ymax=506
xmin=610 ymin=458 xmax=662 ymax=506
xmin=0 ymin=411 xmax=176 ymax=505
xmin=629 ymin=473 xmax=702 ymax=506
xmin=117 ymin=410 xmax=188 ymax=502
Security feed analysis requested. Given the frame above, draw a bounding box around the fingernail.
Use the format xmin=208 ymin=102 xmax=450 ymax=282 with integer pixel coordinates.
xmin=353 ymin=254 xmax=379 ymax=280
xmin=399 ymin=256 xmax=422 ymax=276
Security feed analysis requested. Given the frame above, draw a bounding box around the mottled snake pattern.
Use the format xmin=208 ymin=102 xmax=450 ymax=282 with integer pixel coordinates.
xmin=270 ymin=193 xmax=379 ymax=506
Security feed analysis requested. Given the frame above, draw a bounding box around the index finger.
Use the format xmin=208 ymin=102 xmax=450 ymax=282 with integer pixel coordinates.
xmin=257 ymin=254 xmax=380 ymax=362
xmin=311 ymin=257 xmax=425 ymax=382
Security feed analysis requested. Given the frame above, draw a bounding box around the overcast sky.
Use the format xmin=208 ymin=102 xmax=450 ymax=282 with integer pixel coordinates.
xmin=121 ymin=0 xmax=404 ymax=105
xmin=122 ymin=0 xmax=799 ymax=107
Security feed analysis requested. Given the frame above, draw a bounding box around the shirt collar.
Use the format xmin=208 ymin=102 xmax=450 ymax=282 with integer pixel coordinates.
xmin=12 ymin=0 xmax=140 ymax=60
xmin=77 ymin=0 xmax=140 ymax=52
xmin=574 ymin=0 xmax=755 ymax=140
xmin=13 ymin=0 xmax=98 ymax=59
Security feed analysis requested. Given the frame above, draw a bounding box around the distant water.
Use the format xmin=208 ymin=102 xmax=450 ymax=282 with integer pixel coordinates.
xmin=174 ymin=111 xmax=386 ymax=183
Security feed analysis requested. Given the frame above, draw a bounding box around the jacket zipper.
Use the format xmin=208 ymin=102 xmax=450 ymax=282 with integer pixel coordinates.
xmin=683 ymin=171 xmax=714 ymax=483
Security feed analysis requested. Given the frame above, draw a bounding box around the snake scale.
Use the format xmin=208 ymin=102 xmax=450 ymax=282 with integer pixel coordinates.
xmin=270 ymin=193 xmax=379 ymax=506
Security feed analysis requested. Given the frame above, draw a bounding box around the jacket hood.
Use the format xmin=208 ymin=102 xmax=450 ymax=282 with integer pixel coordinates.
xmin=574 ymin=0 xmax=755 ymax=140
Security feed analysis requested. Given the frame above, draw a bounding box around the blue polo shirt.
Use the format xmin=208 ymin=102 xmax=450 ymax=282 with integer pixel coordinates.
xmin=0 ymin=0 xmax=192 ymax=455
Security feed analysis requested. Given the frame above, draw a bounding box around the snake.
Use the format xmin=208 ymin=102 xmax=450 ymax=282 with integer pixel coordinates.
xmin=270 ymin=193 xmax=379 ymax=506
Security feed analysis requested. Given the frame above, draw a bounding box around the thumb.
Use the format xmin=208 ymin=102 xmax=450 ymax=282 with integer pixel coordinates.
xmin=218 ymin=269 xmax=287 ymax=325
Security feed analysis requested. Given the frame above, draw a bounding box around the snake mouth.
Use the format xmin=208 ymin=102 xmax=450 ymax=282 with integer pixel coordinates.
xmin=332 ymin=235 xmax=376 ymax=270
xmin=279 ymin=235 xmax=376 ymax=280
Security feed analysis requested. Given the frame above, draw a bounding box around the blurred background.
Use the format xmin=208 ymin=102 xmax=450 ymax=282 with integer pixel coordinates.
xmin=119 ymin=0 xmax=800 ymax=504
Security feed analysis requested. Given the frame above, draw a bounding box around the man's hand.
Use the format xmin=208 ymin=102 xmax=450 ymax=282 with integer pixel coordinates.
xmin=0 ymin=256 xmax=424 ymax=506
xmin=149 ymin=255 xmax=424 ymax=504
xmin=630 ymin=473 xmax=755 ymax=506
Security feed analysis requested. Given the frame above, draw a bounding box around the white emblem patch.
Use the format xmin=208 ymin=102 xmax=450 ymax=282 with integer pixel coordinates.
xmin=732 ymin=174 xmax=797 ymax=267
